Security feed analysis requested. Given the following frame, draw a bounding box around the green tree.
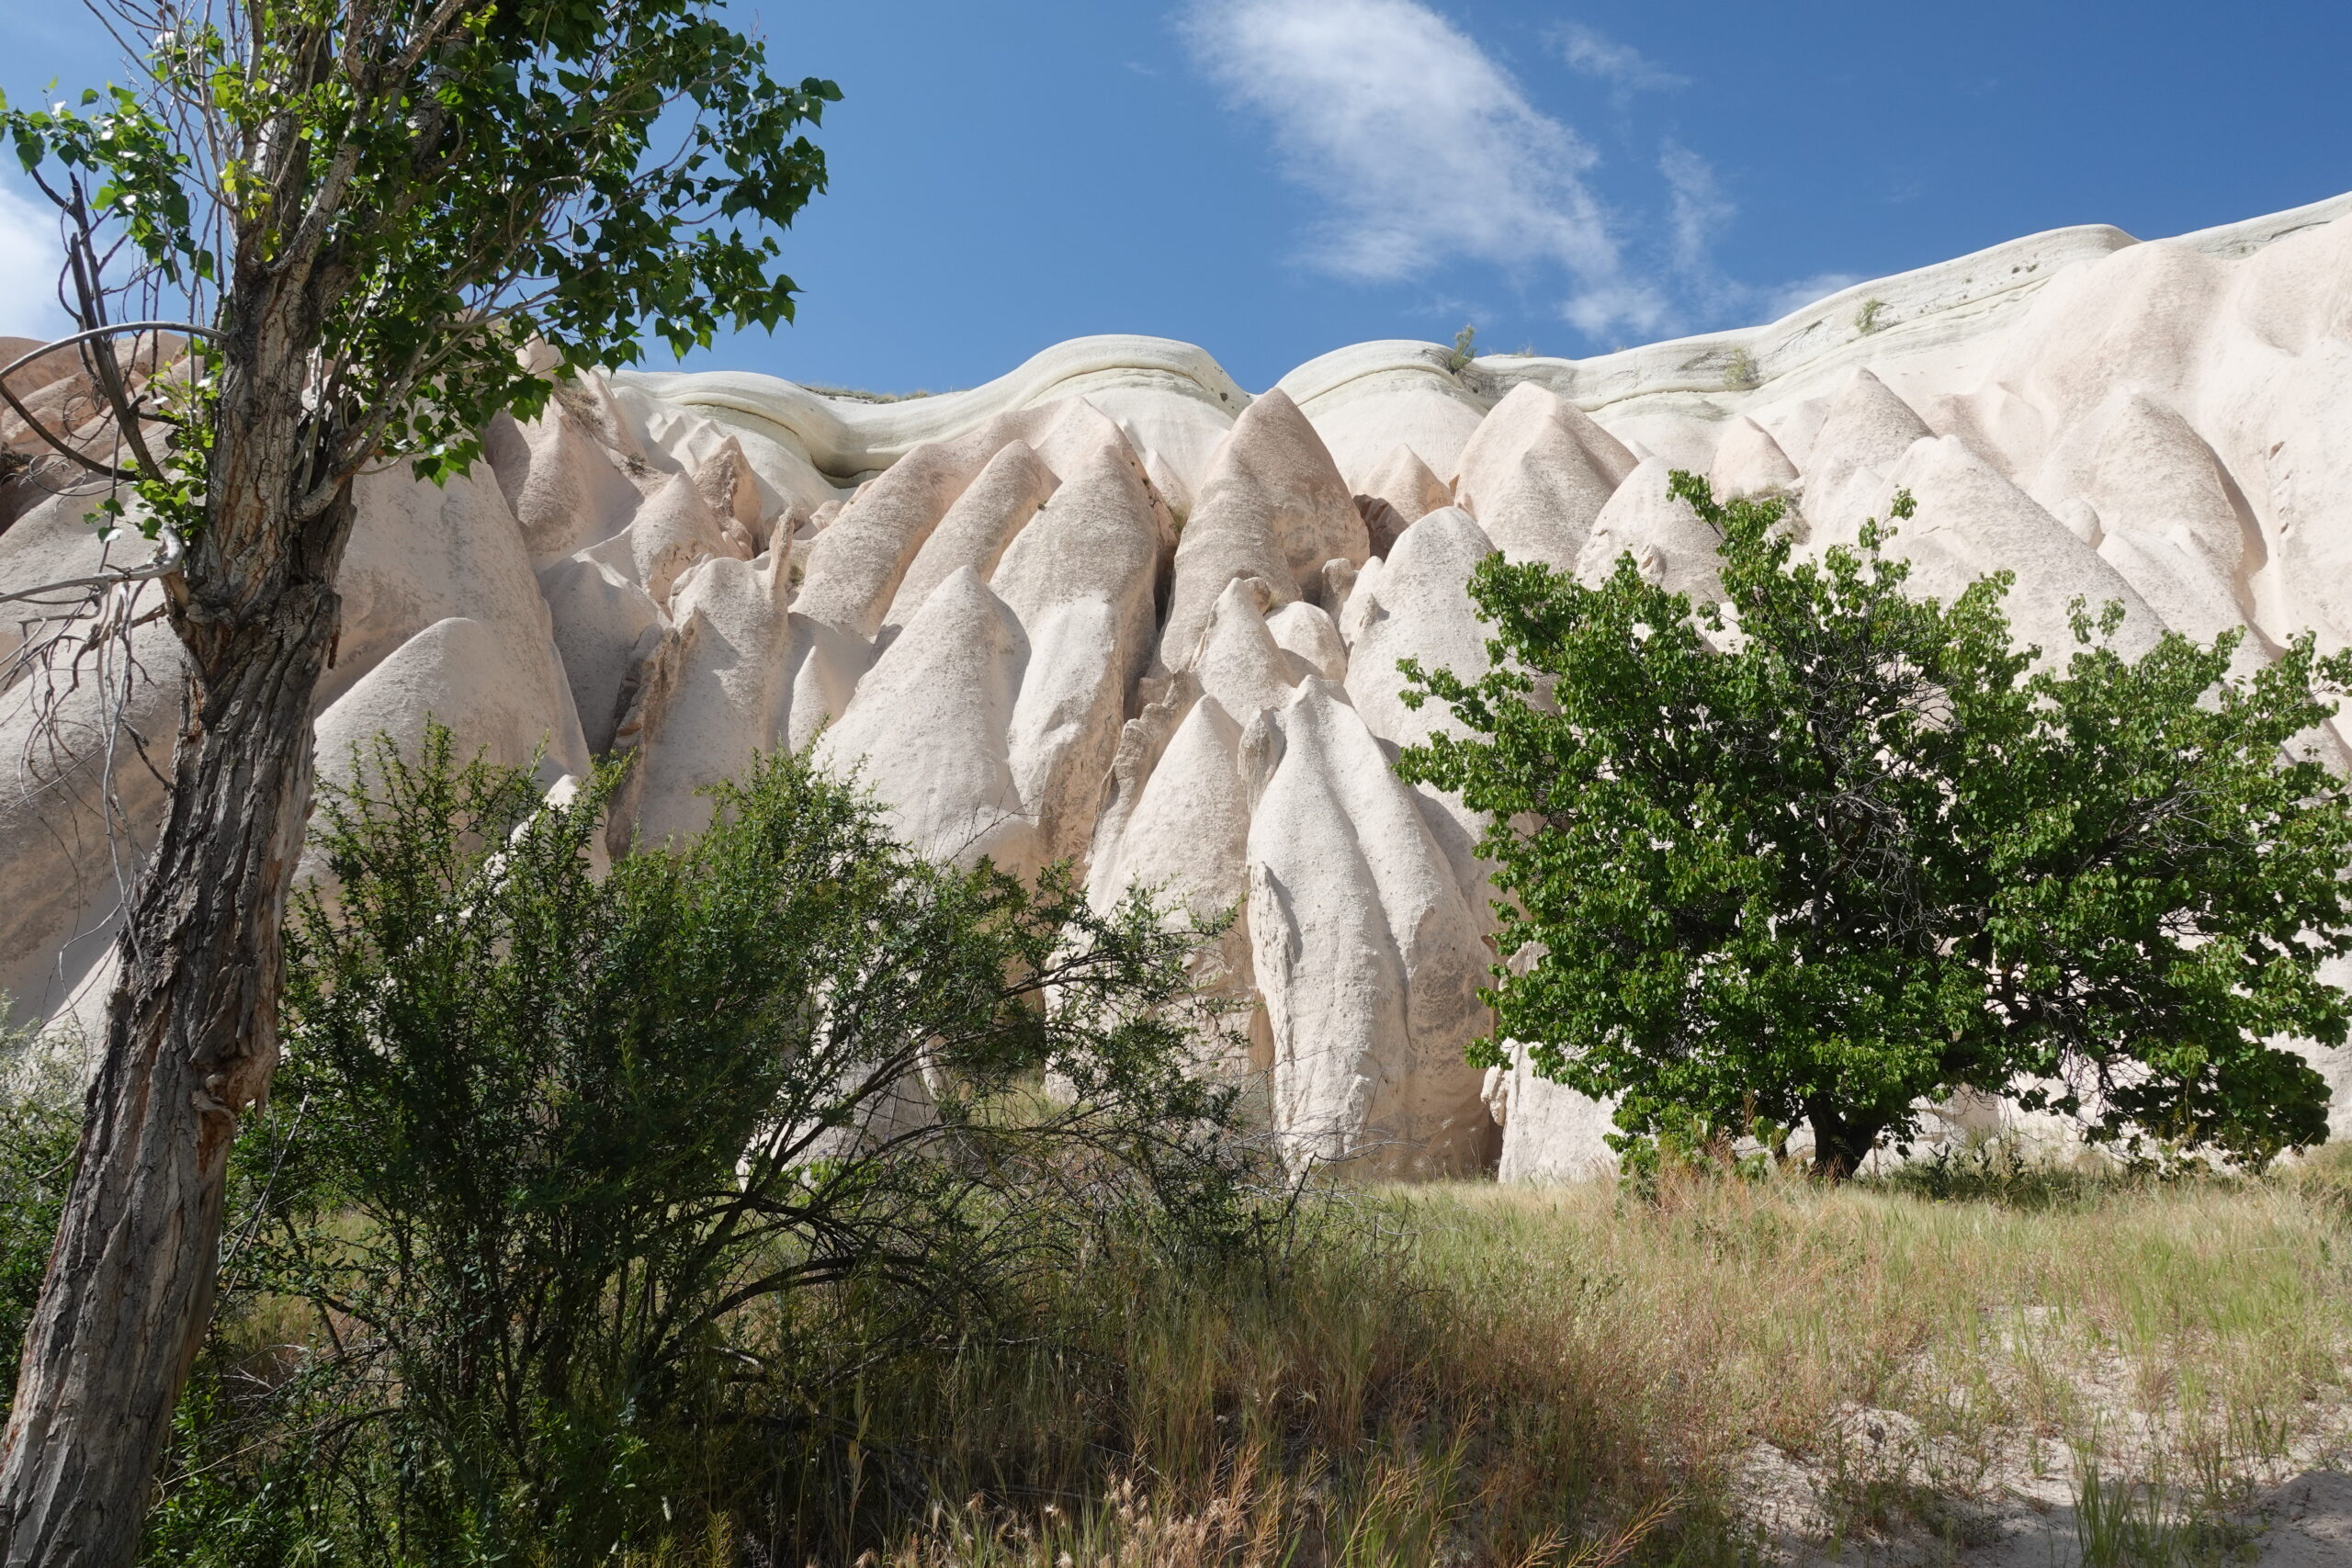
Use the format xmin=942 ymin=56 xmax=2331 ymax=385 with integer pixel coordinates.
xmin=0 ymin=4 xmax=835 ymax=1558
xmin=1397 ymin=473 xmax=2352 ymax=1179
xmin=143 ymin=731 xmax=1252 ymax=1563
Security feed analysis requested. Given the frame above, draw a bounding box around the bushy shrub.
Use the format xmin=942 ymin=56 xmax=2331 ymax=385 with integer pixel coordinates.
xmin=145 ymin=729 xmax=1274 ymax=1565
xmin=0 ymin=1017 xmax=82 ymax=1418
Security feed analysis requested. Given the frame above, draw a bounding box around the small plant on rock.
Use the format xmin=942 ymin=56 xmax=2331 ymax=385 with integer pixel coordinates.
xmin=1447 ymin=323 xmax=1479 ymax=373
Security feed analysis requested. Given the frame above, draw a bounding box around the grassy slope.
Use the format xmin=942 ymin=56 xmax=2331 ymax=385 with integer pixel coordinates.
xmin=812 ymin=1160 xmax=2352 ymax=1567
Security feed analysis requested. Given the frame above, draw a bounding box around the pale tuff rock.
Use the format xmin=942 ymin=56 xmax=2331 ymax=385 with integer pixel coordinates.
xmin=313 ymin=615 xmax=589 ymax=795
xmin=1332 ymin=553 xmax=1384 ymax=653
xmin=1191 ymin=577 xmax=1312 ymax=723
xmin=1883 ymin=435 xmax=2163 ymax=662
xmin=482 ymin=398 xmax=645 ymax=565
xmin=623 ymin=394 xmax=800 ymax=541
xmin=2242 ymin=344 xmax=2352 ymax=652
xmin=687 ymin=434 xmax=770 ymax=554
xmin=991 ymin=439 xmax=1170 ymax=871
xmin=1088 ymin=687 xmax=1260 ymax=1070
xmin=328 ymin=465 xmax=574 ymax=711
xmin=579 ymin=469 xmax=747 ymax=608
xmin=1360 ymin=443 xmax=1457 ymax=526
xmin=1320 ymin=557 xmax=1365 ymax=645
xmin=812 ymin=566 xmax=1033 ymax=872
xmin=793 ymin=427 xmax=1004 ymax=637
xmin=1087 ymin=672 xmax=1204 ymax=907
xmin=15 ymin=193 xmax=2352 ymax=1178
xmin=2039 ymin=390 xmax=2273 ymax=670
xmin=791 ymin=398 xmax=1160 ymax=644
xmin=1270 ymin=340 xmax=1487 ymax=491
xmin=1105 ymin=692 xmax=1253 ymax=940
xmin=624 ymin=550 xmax=796 ymax=849
xmin=1577 ymin=457 xmax=1728 ymax=601
xmin=883 ymin=439 xmax=1057 ymax=633
xmin=1341 ymin=509 xmax=1498 ymax=750
xmin=1706 ymin=416 xmax=1800 ymax=501
xmin=0 ymin=614 xmax=181 ymax=1023
xmin=1010 ymin=398 xmax=1153 ymax=499
xmin=2052 ymin=497 xmax=2103 ymax=546
xmin=1159 ymin=388 xmax=1367 ymax=671
xmin=1241 ymin=681 xmax=1496 ymax=1177
xmin=1354 ymin=494 xmax=1410 ymax=558
xmin=1341 ymin=506 xmax=1504 ymax=925
xmin=1266 ymin=601 xmax=1349 ymax=682
xmin=537 ymin=557 xmax=663 ymax=756
xmin=1486 ymin=1044 xmax=1621 ymax=1185
xmin=0 ymin=481 xmax=128 ymax=666
xmin=1799 ymin=368 xmax=1937 ymax=536
xmin=989 ymin=436 xmax=1168 ymax=694
xmin=1452 ymin=381 xmax=1637 ymax=570
xmin=778 ymin=614 xmax=873 ymax=755
xmin=1997 ymin=241 xmax=2233 ymax=434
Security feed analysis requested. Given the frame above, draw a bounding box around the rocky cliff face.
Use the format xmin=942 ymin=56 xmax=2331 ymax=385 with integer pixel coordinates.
xmin=8 ymin=191 xmax=2352 ymax=1176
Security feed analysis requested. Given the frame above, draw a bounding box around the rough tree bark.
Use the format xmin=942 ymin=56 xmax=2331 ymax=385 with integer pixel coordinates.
xmin=0 ymin=276 xmax=356 ymax=1567
xmin=1805 ymin=1100 xmax=1887 ymax=1182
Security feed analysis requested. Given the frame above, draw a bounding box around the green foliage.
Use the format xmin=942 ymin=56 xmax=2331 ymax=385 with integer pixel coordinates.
xmin=1720 ymin=345 xmax=1759 ymax=390
xmin=0 ymin=1019 xmax=81 ymax=1418
xmin=146 ymin=729 xmax=1265 ymax=1564
xmin=1447 ymin=322 xmax=1477 ymax=373
xmin=1855 ymin=298 xmax=1888 ymax=335
xmin=0 ymin=0 xmax=838 ymax=539
xmin=1397 ymin=472 xmax=2352 ymax=1177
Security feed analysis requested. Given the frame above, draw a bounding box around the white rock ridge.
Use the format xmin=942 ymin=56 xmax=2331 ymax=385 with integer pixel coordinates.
xmin=8 ymin=192 xmax=2352 ymax=1176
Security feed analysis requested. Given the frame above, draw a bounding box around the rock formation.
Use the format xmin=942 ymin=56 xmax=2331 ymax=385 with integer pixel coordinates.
xmin=9 ymin=191 xmax=2352 ymax=1177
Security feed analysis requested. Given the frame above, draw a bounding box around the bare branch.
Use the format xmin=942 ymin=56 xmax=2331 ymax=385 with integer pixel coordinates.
xmin=0 ymin=526 xmax=185 ymax=609
xmin=0 ymin=321 xmax=217 ymax=481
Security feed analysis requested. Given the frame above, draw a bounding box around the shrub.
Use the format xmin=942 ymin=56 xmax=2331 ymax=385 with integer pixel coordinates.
xmin=0 ymin=1015 xmax=81 ymax=1418
xmin=1447 ymin=323 xmax=1478 ymax=373
xmin=145 ymin=728 xmax=1269 ymax=1564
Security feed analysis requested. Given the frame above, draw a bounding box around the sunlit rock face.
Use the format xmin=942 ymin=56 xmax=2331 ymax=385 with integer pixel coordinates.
xmin=9 ymin=192 xmax=2352 ymax=1175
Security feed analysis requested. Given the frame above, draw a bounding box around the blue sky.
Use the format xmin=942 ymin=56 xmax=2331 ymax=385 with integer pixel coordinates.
xmin=4 ymin=2 xmax=2348 ymax=393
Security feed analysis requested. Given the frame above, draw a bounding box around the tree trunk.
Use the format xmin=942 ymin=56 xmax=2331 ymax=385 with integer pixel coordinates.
xmin=1807 ymin=1105 xmax=1883 ymax=1182
xmin=0 ymin=288 xmax=355 ymax=1563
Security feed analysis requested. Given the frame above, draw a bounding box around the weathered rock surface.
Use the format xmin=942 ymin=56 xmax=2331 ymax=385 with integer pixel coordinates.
xmin=12 ymin=191 xmax=2352 ymax=1178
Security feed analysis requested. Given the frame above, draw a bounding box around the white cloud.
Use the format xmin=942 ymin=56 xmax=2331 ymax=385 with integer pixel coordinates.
xmin=0 ymin=183 xmax=68 ymax=342
xmin=1653 ymin=147 xmax=1866 ymax=331
xmin=1659 ymin=142 xmax=1732 ymax=275
xmin=1182 ymin=2 xmax=1871 ymax=348
xmin=1184 ymin=0 xmax=1662 ymax=336
xmin=1556 ymin=23 xmax=1688 ymax=94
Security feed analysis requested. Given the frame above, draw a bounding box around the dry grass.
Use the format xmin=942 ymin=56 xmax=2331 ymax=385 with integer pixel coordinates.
xmin=763 ymin=1154 xmax=2352 ymax=1566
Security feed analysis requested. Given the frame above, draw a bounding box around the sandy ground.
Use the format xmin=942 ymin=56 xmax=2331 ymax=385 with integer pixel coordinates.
xmin=1734 ymin=1407 xmax=2352 ymax=1565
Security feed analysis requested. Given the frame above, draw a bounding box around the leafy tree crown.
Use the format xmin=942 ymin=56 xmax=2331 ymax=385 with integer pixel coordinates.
xmin=1397 ymin=472 xmax=2352 ymax=1175
xmin=2 ymin=0 xmax=839 ymax=538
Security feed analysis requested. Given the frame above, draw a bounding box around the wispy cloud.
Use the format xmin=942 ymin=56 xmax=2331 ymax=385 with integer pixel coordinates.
xmin=1658 ymin=142 xmax=1732 ymax=274
xmin=1183 ymin=2 xmax=1865 ymax=349
xmin=0 ymin=183 xmax=67 ymax=341
xmin=1182 ymin=0 xmax=1664 ymax=336
xmin=1654 ymin=146 xmax=1866 ymax=330
xmin=1555 ymin=22 xmax=1688 ymax=94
